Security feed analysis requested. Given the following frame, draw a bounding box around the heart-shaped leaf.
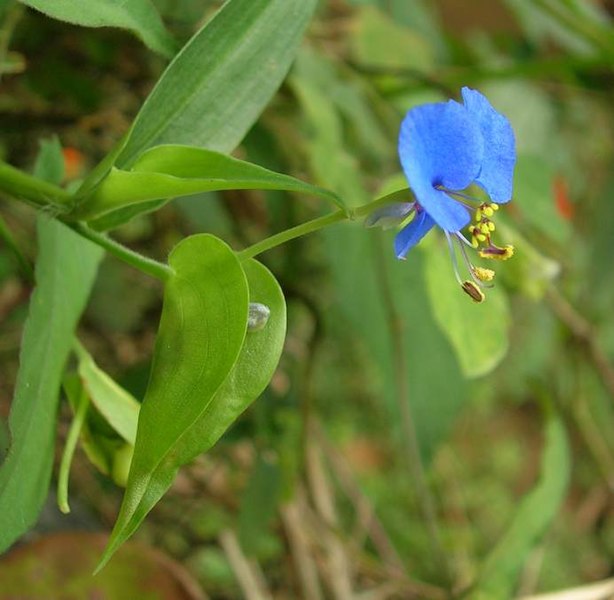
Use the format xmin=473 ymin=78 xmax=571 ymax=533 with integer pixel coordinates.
xmin=97 ymin=234 xmax=285 ymax=570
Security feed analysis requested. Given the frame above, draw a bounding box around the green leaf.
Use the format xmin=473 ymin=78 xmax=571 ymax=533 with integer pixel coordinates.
xmin=74 ymin=343 xmax=140 ymax=445
xmin=76 ymin=145 xmax=344 ymax=220
xmin=474 ymin=411 xmax=570 ymax=599
xmin=18 ymin=0 xmax=176 ymax=58
xmin=172 ymin=258 xmax=286 ymax=465
xmin=114 ymin=0 xmax=317 ymax=169
xmin=0 ymin=218 xmax=102 ymax=553
xmin=422 ymin=234 xmax=511 ymax=378
xmin=98 ymin=252 xmax=285 ymax=569
xmin=97 ymin=234 xmax=250 ymax=570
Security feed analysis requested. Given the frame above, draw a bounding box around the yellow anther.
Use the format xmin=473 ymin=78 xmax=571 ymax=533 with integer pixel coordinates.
xmin=492 ymin=203 xmax=499 ymax=211
xmin=483 ymin=205 xmax=494 ymax=217
xmin=477 ymin=233 xmax=487 ymax=242
xmin=472 ymin=267 xmax=495 ymax=282
xmin=475 ymin=208 xmax=482 ymax=222
xmin=479 ymin=223 xmax=490 ymax=235
xmin=471 ymin=237 xmax=479 ymax=248
xmin=478 ymin=244 xmax=515 ymax=261
xmin=462 ymin=281 xmax=485 ymax=303
xmin=488 ymin=221 xmax=496 ymax=232
xmin=468 ymin=224 xmax=476 ymax=233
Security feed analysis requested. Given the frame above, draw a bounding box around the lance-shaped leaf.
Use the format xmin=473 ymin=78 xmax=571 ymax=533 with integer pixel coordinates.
xmin=97 ymin=251 xmax=286 ymax=570
xmin=114 ymin=0 xmax=317 ymax=169
xmin=0 ymin=219 xmax=102 ymax=553
xmin=75 ymin=145 xmax=344 ymax=221
xmin=79 ymin=0 xmax=319 ymax=231
xmin=18 ymin=0 xmax=176 ymax=58
xmin=74 ymin=343 xmax=140 ymax=446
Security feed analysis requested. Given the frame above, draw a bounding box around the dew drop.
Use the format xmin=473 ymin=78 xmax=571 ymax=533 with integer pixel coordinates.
xmin=248 ymin=302 xmax=270 ymax=332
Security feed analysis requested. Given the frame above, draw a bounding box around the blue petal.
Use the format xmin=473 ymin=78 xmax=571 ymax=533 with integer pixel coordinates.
xmin=398 ymin=100 xmax=483 ymax=230
xmin=461 ymin=87 xmax=516 ymax=203
xmin=394 ymin=211 xmax=436 ymax=259
xmin=410 ymin=181 xmax=470 ymax=232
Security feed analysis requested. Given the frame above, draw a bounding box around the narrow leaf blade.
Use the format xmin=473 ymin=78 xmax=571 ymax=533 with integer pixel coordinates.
xmin=115 ymin=0 xmax=317 ymax=168
xmin=0 ymin=219 xmax=102 ymax=553
xmin=76 ymin=347 xmax=140 ymax=445
xmin=19 ymin=0 xmax=176 ymax=57
xmin=78 ymin=145 xmax=344 ymax=220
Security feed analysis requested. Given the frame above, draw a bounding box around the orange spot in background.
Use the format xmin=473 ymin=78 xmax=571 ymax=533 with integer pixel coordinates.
xmin=62 ymin=147 xmax=86 ymax=181
xmin=554 ymin=176 xmax=574 ymax=221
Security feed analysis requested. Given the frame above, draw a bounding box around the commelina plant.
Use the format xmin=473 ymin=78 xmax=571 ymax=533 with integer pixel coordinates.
xmin=0 ymin=0 xmax=517 ymax=574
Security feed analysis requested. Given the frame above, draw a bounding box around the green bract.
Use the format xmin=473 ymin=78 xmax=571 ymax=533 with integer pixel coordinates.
xmin=98 ymin=235 xmax=287 ymax=569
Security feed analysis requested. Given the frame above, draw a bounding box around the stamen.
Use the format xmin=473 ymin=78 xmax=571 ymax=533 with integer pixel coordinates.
xmin=472 ymin=266 xmax=495 ymax=282
xmin=444 ymin=232 xmax=464 ymax=285
xmin=456 ymin=231 xmax=474 ymax=247
xmin=457 ymin=237 xmax=493 ymax=288
xmin=478 ymin=244 xmax=514 ymax=261
xmin=434 ymin=185 xmax=482 ymax=209
xmin=461 ymin=281 xmax=485 ymax=303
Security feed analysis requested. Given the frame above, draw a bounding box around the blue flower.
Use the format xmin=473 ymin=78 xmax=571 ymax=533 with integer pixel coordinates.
xmin=369 ymin=87 xmax=516 ymax=302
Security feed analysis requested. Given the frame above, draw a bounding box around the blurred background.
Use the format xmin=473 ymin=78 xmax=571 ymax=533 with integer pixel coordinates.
xmin=1 ymin=0 xmax=614 ymax=598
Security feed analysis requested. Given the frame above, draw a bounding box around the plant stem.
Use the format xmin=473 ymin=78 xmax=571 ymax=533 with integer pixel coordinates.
xmin=69 ymin=222 xmax=174 ymax=282
xmin=0 ymin=160 xmax=73 ymax=212
xmin=237 ymin=192 xmax=407 ymax=260
xmin=57 ymin=382 xmax=90 ymax=514
xmin=238 ymin=210 xmax=347 ymax=260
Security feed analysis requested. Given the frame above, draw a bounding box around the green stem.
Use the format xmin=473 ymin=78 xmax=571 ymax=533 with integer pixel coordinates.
xmin=0 ymin=160 xmax=73 ymax=212
xmin=57 ymin=380 xmax=90 ymax=514
xmin=69 ymin=222 xmax=174 ymax=282
xmin=237 ymin=192 xmax=407 ymax=260
xmin=238 ymin=210 xmax=347 ymax=260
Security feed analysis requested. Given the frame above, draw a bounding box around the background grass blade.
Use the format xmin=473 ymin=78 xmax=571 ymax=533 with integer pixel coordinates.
xmin=474 ymin=410 xmax=571 ymax=599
